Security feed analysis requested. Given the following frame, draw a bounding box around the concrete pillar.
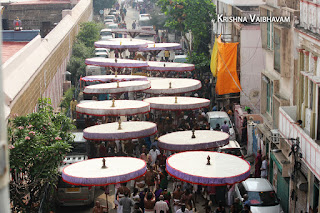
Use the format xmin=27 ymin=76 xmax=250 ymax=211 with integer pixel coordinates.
xmin=307 ymin=170 xmax=314 ymax=212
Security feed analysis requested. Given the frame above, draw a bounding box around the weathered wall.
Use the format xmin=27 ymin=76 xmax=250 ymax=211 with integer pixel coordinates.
xmin=4 ymin=0 xmax=93 ymax=116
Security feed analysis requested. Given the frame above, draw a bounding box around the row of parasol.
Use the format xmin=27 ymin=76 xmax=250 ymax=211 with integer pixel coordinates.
xmin=61 ymin=36 xmax=251 ymax=189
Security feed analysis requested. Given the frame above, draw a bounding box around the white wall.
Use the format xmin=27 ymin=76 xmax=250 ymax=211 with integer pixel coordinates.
xmin=240 ymin=26 xmax=264 ymax=113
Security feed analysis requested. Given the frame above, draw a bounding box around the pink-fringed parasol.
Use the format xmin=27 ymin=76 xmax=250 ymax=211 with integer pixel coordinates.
xmin=84 ymin=81 xmax=151 ymax=94
xmin=95 ymin=39 xmax=149 ymax=49
xmin=110 ymin=29 xmax=156 ymax=38
xmin=146 ymin=61 xmax=195 ymax=72
xmin=62 ymin=157 xmax=147 ymax=186
xmin=85 ymin=58 xmax=148 ymax=72
xmin=83 ymin=121 xmax=157 ymax=141
xmin=143 ymin=96 xmax=210 ymax=111
xmin=158 ymin=130 xmax=229 ymax=151
xmin=139 ymin=43 xmax=181 ymax=57
xmin=166 ymin=151 xmax=251 ymax=186
xmin=76 ymin=100 xmax=150 ymax=116
xmin=80 ymin=75 xmax=148 ymax=83
xmin=144 ymin=78 xmax=201 ymax=95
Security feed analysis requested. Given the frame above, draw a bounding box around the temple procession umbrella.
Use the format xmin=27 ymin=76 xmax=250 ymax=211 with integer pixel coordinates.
xmin=144 ymin=78 xmax=201 ymax=95
xmin=110 ymin=29 xmax=156 ymax=38
xmin=80 ymin=74 xmax=148 ymax=83
xmin=83 ymin=120 xmax=157 ymax=141
xmin=85 ymin=58 xmax=148 ymax=74
xmin=158 ymin=130 xmax=229 ymax=151
xmin=62 ymin=157 xmax=147 ymax=186
xmin=76 ymin=99 xmax=150 ymax=116
xmin=166 ymin=151 xmax=251 ymax=186
xmin=139 ymin=43 xmax=181 ymax=58
xmin=84 ymin=80 xmax=151 ymax=94
xmin=143 ymin=96 xmax=210 ymax=111
xmin=94 ymin=39 xmax=151 ymax=58
xmin=146 ymin=61 xmax=195 ymax=72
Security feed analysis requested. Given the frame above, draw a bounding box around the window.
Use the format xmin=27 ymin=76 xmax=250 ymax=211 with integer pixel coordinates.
xmin=267 ymin=11 xmax=273 ymax=50
xmin=247 ymin=191 xmax=280 ymax=206
xmin=274 ymin=28 xmax=281 ymax=72
xmin=266 ymin=79 xmax=273 ymax=115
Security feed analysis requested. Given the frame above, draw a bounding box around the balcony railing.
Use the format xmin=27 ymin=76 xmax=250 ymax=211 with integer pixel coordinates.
xmin=279 ymin=106 xmax=320 ymax=180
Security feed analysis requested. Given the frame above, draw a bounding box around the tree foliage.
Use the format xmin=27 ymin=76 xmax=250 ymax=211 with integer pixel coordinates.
xmin=157 ymin=0 xmax=216 ymax=74
xmin=8 ymin=98 xmax=75 ymax=212
xmin=67 ymin=22 xmax=103 ymax=85
xmin=93 ymin=0 xmax=116 ymax=15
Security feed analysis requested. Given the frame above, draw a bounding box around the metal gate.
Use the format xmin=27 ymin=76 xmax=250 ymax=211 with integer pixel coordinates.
xmin=276 ymin=170 xmax=289 ymax=213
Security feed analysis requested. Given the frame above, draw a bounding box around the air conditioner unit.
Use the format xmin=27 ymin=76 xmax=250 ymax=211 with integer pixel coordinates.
xmin=271 ymin=129 xmax=280 ymax=144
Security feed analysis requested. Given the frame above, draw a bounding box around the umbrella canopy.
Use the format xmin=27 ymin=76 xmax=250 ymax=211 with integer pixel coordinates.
xmin=95 ymin=39 xmax=149 ymax=50
xmin=83 ymin=121 xmax=157 ymax=141
xmin=166 ymin=151 xmax=251 ymax=186
xmin=107 ymin=38 xmax=155 ymax=44
xmin=80 ymin=75 xmax=148 ymax=83
xmin=76 ymin=100 xmax=150 ymax=116
xmin=110 ymin=29 xmax=156 ymax=38
xmin=144 ymin=78 xmax=201 ymax=95
xmin=85 ymin=58 xmax=148 ymax=68
xmin=147 ymin=61 xmax=195 ymax=72
xmin=158 ymin=130 xmax=229 ymax=151
xmin=62 ymin=157 xmax=147 ymax=186
xmin=139 ymin=43 xmax=181 ymax=52
xmin=143 ymin=96 xmax=210 ymax=111
xmin=84 ymin=81 xmax=151 ymax=94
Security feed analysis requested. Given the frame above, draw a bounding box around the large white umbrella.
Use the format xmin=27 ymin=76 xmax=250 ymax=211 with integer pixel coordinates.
xmin=84 ymin=81 xmax=151 ymax=94
xmin=76 ymin=100 xmax=150 ymax=116
xmin=143 ymin=96 xmax=210 ymax=111
xmin=147 ymin=61 xmax=195 ymax=72
xmin=62 ymin=157 xmax=147 ymax=186
xmin=144 ymin=78 xmax=201 ymax=95
xmin=139 ymin=43 xmax=181 ymax=58
xmin=158 ymin=130 xmax=229 ymax=151
xmin=80 ymin=75 xmax=148 ymax=83
xmin=166 ymin=151 xmax=251 ymax=186
xmin=83 ymin=121 xmax=157 ymax=141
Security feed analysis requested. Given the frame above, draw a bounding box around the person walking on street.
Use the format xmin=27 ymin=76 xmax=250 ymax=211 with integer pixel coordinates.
xmin=164 ymin=50 xmax=170 ymax=62
xmin=70 ymin=97 xmax=77 ymax=120
xmin=120 ymin=192 xmax=134 ymax=213
xmin=221 ymin=120 xmax=229 ymax=134
xmin=260 ymin=156 xmax=268 ymax=179
xmin=132 ymin=20 xmax=137 ymax=29
xmin=255 ymin=150 xmax=262 ymax=178
xmin=154 ymin=195 xmax=169 ymax=213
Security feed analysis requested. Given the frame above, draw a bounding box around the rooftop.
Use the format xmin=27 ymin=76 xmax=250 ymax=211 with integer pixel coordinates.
xmin=2 ymin=41 xmax=28 ymax=63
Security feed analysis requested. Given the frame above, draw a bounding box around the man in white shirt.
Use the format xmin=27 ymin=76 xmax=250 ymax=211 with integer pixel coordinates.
xmin=149 ymin=145 xmax=160 ymax=166
xmin=176 ymin=205 xmax=190 ymax=213
xmin=154 ymin=195 xmax=169 ymax=213
xmin=261 ymin=156 xmax=268 ymax=179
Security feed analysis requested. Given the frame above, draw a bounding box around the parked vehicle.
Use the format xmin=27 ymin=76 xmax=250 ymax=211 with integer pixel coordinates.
xmin=104 ymin=15 xmax=116 ymax=22
xmin=138 ymin=14 xmax=153 ymax=34
xmin=86 ymin=65 xmax=102 ymax=76
xmin=100 ymin=29 xmax=113 ymax=40
xmin=218 ymin=140 xmax=244 ymax=158
xmin=235 ymin=178 xmax=282 ymax=213
xmin=56 ymin=132 xmax=95 ymax=207
xmin=108 ymin=9 xmax=118 ymax=16
xmin=173 ymin=55 xmax=188 ymax=63
xmin=206 ymin=111 xmax=235 ymax=140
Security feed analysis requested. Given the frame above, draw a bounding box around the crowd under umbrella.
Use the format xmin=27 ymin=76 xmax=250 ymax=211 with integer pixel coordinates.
xmin=139 ymin=43 xmax=181 ymax=59
xmin=76 ymin=99 xmax=150 ymax=116
xmin=144 ymin=78 xmax=201 ymax=95
xmin=158 ymin=129 xmax=229 ymax=151
xmin=80 ymin=74 xmax=148 ymax=83
xmin=110 ymin=28 xmax=156 ymax=38
xmin=146 ymin=61 xmax=195 ymax=72
xmin=85 ymin=58 xmax=148 ymax=75
xmin=84 ymin=80 xmax=151 ymax=95
xmin=94 ymin=38 xmax=152 ymax=58
xmin=166 ymin=151 xmax=251 ymax=186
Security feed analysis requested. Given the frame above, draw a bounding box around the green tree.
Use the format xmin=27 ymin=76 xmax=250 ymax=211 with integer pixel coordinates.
xmin=93 ymin=0 xmax=116 ymax=15
xmin=8 ymin=98 xmax=75 ymax=212
xmin=157 ymin=0 xmax=216 ymax=75
xmin=76 ymin=22 xmax=103 ymax=47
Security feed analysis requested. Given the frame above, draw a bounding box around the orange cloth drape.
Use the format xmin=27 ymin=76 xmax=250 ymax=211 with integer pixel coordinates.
xmin=215 ymin=39 xmax=241 ymax=95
